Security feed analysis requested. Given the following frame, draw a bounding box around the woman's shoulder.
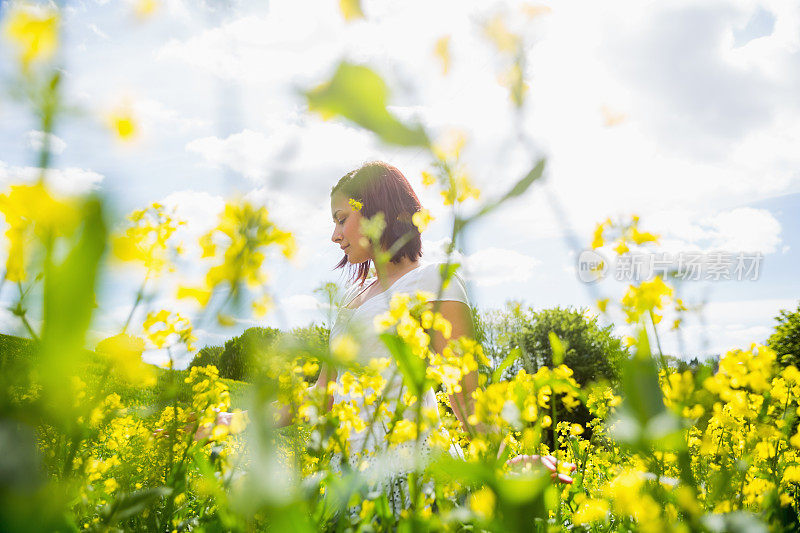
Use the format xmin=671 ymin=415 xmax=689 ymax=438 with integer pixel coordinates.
xmin=410 ymin=261 xmax=470 ymax=304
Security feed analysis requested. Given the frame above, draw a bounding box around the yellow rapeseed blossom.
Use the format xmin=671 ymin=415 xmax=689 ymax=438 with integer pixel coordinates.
xmin=180 ymin=200 xmax=295 ymax=314
xmin=483 ymin=14 xmax=519 ymax=53
xmin=95 ymin=333 xmax=155 ymax=386
xmin=469 ymin=487 xmax=496 ymax=519
xmin=387 ymin=419 xmax=417 ymax=445
xmin=332 ymin=334 xmax=359 ymax=362
xmin=339 ymin=0 xmax=364 ymax=21
xmin=434 ymin=35 xmax=451 ymax=75
xmin=421 ymin=171 xmax=436 ymax=187
xmin=0 ymin=183 xmax=81 ymax=282
xmin=107 ymin=104 xmax=137 ymax=142
xmin=620 ymin=275 xmax=673 ymax=324
xmin=432 ymin=130 xmax=467 ymax=162
xmin=2 ymin=3 xmax=59 ymax=71
xmin=348 ymin=198 xmax=363 ymax=211
xmin=143 ymin=309 xmax=196 ymax=351
xmin=112 ymin=202 xmax=185 ymax=275
xmin=412 ymin=208 xmax=434 ymax=233
xmin=441 ymin=171 xmax=481 ymax=205
xmin=573 ymin=498 xmax=609 ymax=525
xmin=134 ymin=0 xmax=159 ymax=19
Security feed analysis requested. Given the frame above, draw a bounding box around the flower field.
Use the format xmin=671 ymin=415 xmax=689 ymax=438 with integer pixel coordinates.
xmin=1 ymin=2 xmax=799 ymax=532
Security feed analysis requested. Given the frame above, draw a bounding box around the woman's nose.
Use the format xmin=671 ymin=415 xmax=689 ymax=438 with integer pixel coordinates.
xmin=331 ymin=227 xmax=341 ymax=243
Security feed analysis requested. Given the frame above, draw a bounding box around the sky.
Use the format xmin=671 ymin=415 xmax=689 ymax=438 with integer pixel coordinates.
xmin=1 ymin=0 xmax=798 ymax=368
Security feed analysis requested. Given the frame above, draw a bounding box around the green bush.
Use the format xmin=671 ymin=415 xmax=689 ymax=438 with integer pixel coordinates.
xmin=480 ymin=304 xmax=629 ymax=443
xmin=189 ymin=345 xmax=224 ymax=370
xmin=218 ymin=326 xmax=281 ymax=381
xmin=768 ymin=301 xmax=800 ymax=369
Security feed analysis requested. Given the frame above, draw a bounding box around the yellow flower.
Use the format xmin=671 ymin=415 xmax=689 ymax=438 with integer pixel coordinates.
xmin=631 ymin=226 xmax=659 ymax=245
xmin=107 ymin=104 xmax=137 ymax=142
xmin=387 ymin=419 xmax=418 ymax=445
xmin=412 ymin=208 xmax=434 ymax=233
xmin=134 ymin=0 xmax=159 ymax=19
xmin=112 ymin=202 xmax=185 ymax=275
xmin=483 ymin=14 xmax=519 ymax=53
xmin=252 ymin=294 xmax=272 ymax=317
xmin=103 ymin=478 xmax=119 ymax=494
xmin=441 ymin=171 xmax=480 ymax=205
xmin=143 ymin=309 xmax=196 ymax=351
xmin=184 ymin=199 xmax=295 ymax=306
xmin=432 ymin=129 xmax=467 ymax=162
xmin=359 ymin=500 xmax=375 ymax=520
xmin=591 ymin=219 xmax=610 ymax=249
xmin=176 ymin=285 xmax=212 ymax=307
xmin=332 ymin=334 xmax=358 ymax=362
xmin=574 ymin=498 xmax=609 ymax=525
xmin=339 ymin=0 xmax=364 ymax=21
xmin=434 ymin=35 xmax=451 ymax=75
xmin=0 ymin=183 xmax=80 ymax=282
xmin=621 ymin=275 xmax=674 ymax=324
xmin=95 ymin=334 xmax=155 ymax=386
xmin=2 ymin=3 xmax=59 ymax=70
xmin=469 ymin=487 xmax=496 ymax=519
xmin=613 ymin=239 xmax=629 ymax=255
xmin=421 ymin=171 xmax=436 ymax=187
xmin=348 ymin=198 xmax=363 ymax=211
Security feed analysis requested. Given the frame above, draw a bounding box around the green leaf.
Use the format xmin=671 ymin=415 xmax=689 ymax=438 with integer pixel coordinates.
xmin=100 ymin=487 xmax=172 ymax=526
xmin=436 ymin=262 xmax=460 ymax=290
xmin=305 ymin=62 xmax=430 ymax=147
xmin=492 ymin=347 xmax=520 ymax=383
xmin=39 ymin=197 xmax=107 ymax=410
xmin=379 ymin=333 xmax=428 ymax=395
xmin=548 ymin=331 xmax=564 ymax=366
xmin=610 ymin=326 xmax=685 ymax=450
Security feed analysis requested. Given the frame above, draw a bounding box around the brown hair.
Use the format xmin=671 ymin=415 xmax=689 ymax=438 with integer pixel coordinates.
xmin=331 ymin=161 xmax=423 ymax=286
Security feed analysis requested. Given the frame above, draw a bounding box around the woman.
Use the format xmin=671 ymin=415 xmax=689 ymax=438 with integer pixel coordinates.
xmin=321 ymin=161 xmax=477 ymax=512
xmin=201 ymin=162 xmax=572 ymax=509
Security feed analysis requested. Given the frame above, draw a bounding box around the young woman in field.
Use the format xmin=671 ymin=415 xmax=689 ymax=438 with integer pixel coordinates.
xmin=201 ymin=161 xmax=572 ymax=511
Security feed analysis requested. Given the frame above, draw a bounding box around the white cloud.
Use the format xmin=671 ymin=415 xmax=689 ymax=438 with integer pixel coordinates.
xmin=26 ymin=130 xmax=67 ymax=155
xmin=462 ymin=247 xmax=541 ymax=287
xmin=134 ymin=98 xmax=210 ymax=134
xmin=281 ymin=294 xmax=321 ymax=313
xmin=639 ymin=206 xmax=783 ymax=255
xmin=0 ymin=162 xmax=104 ymax=196
xmin=186 ymin=119 xmax=382 ymax=191
xmin=700 ymin=207 xmax=783 ymax=253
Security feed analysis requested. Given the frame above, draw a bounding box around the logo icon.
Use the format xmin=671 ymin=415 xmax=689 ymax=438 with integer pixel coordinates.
xmin=577 ymin=250 xmax=607 ymax=283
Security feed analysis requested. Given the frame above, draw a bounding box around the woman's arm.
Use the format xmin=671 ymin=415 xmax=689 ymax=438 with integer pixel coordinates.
xmin=428 ymin=300 xmax=479 ymax=434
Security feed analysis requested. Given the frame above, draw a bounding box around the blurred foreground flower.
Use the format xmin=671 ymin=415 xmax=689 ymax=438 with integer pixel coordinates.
xmin=2 ymin=2 xmax=59 ymax=72
xmin=107 ymin=103 xmax=138 ymax=142
xmin=95 ymin=333 xmax=156 ymax=386
xmin=112 ymin=202 xmax=185 ymax=275
xmin=178 ymin=199 xmax=295 ymax=321
xmin=0 ymin=182 xmax=80 ymax=282
xmin=143 ymin=309 xmax=196 ymax=352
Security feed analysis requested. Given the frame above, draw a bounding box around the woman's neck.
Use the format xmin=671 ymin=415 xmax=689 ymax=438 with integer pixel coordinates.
xmin=373 ymin=257 xmax=420 ymax=288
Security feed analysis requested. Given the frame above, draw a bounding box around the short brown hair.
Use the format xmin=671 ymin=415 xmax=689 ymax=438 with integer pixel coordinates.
xmin=331 ymin=161 xmax=423 ymax=285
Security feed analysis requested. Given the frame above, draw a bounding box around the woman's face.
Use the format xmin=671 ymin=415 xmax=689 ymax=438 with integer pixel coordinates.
xmin=330 ymin=192 xmax=371 ymax=264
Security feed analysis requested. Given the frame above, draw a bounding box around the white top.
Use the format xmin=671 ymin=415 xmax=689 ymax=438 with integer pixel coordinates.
xmin=329 ymin=261 xmax=470 ymax=462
